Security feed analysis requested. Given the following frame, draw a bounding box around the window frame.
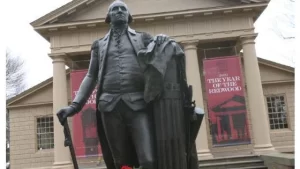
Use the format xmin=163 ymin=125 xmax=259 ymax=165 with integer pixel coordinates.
xmin=35 ymin=115 xmax=54 ymax=151
xmin=265 ymin=94 xmax=290 ymax=131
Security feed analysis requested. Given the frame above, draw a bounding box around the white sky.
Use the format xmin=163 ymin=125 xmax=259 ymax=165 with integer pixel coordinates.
xmin=3 ymin=0 xmax=295 ymax=89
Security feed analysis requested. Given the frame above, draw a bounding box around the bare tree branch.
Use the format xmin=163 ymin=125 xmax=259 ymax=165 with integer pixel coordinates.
xmin=268 ymin=0 xmax=295 ymax=66
xmin=6 ymin=50 xmax=26 ymax=99
xmin=6 ymin=49 xmax=27 ymax=165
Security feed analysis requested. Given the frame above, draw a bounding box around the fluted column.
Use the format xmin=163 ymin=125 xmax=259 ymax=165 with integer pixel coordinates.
xmin=182 ymin=41 xmax=213 ymax=159
xmin=240 ymin=34 xmax=275 ymax=154
xmin=51 ymin=53 xmax=73 ymax=169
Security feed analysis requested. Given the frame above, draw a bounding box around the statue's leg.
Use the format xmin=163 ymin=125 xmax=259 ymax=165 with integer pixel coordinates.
xmin=101 ymin=104 xmax=137 ymax=168
xmin=125 ymin=109 xmax=156 ymax=169
xmin=189 ymin=143 xmax=200 ymax=169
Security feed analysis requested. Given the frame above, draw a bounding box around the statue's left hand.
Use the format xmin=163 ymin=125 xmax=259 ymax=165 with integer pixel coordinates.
xmin=154 ymin=34 xmax=169 ymax=45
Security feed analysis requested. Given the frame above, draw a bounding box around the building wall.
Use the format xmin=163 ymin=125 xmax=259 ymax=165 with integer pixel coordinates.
xmin=9 ymin=105 xmax=54 ymax=169
xmin=262 ymin=82 xmax=295 ymax=152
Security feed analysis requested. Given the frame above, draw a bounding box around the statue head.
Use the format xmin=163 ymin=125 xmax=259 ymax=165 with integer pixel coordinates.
xmin=105 ymin=0 xmax=133 ymax=25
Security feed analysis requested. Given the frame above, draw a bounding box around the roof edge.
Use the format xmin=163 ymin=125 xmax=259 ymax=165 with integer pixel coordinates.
xmin=257 ymin=57 xmax=294 ymax=74
xmin=30 ymin=0 xmax=94 ymax=27
xmin=31 ymin=1 xmax=268 ymax=29
xmin=6 ymin=77 xmax=53 ymax=106
xmin=6 ymin=70 xmax=71 ymax=106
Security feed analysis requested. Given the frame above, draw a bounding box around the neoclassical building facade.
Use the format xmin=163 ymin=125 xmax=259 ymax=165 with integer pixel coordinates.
xmin=7 ymin=0 xmax=295 ymax=169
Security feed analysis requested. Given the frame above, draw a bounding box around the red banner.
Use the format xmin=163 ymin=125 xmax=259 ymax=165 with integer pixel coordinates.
xmin=71 ymin=70 xmax=102 ymax=157
xmin=203 ymin=56 xmax=251 ymax=146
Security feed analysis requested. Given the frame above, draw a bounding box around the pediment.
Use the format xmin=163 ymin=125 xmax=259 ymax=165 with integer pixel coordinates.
xmin=7 ymin=76 xmax=72 ymax=108
xmin=32 ymin=0 xmax=256 ymax=27
xmin=58 ymin=0 xmax=241 ymax=24
xmin=11 ymin=84 xmax=54 ymax=106
xmin=259 ymin=62 xmax=294 ymax=83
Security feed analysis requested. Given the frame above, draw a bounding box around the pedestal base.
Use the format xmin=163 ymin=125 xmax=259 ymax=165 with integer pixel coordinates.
xmin=252 ymin=144 xmax=277 ymax=155
xmin=197 ymin=149 xmax=214 ymax=160
xmin=52 ymin=161 xmax=73 ymax=169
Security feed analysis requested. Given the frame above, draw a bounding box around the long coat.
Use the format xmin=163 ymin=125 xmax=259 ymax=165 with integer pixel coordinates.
xmin=137 ymin=40 xmax=202 ymax=169
xmin=92 ymin=27 xmax=153 ymax=169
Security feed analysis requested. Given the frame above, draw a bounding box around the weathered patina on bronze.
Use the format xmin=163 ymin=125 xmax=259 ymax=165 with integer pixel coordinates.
xmin=57 ymin=1 xmax=202 ymax=169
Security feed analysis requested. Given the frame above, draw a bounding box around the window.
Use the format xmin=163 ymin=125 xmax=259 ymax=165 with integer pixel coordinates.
xmin=37 ymin=116 xmax=54 ymax=150
xmin=266 ymin=95 xmax=289 ymax=130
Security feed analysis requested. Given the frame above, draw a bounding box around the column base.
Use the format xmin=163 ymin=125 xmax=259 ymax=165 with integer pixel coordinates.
xmin=197 ymin=149 xmax=214 ymax=160
xmin=52 ymin=161 xmax=73 ymax=169
xmin=252 ymin=144 xmax=277 ymax=155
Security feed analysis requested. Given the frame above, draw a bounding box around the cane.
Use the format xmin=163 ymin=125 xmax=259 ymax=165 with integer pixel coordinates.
xmin=57 ymin=114 xmax=79 ymax=169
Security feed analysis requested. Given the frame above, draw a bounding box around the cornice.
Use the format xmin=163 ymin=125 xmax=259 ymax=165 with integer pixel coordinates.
xmin=7 ymin=102 xmax=54 ymax=109
xmin=30 ymin=0 xmax=97 ymax=27
xmin=7 ymin=100 xmax=72 ymax=109
xmin=181 ymin=40 xmax=199 ymax=50
xmin=49 ymin=52 xmax=68 ymax=59
xmin=261 ymin=80 xmax=294 ymax=85
xmin=240 ymin=33 xmax=258 ymax=45
xmin=33 ymin=3 xmax=268 ymax=35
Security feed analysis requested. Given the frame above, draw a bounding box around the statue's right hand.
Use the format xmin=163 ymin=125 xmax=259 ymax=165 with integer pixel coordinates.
xmin=56 ymin=106 xmax=76 ymax=126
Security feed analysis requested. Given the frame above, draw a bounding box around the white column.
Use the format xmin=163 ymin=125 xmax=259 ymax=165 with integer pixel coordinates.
xmin=51 ymin=53 xmax=73 ymax=169
xmin=182 ymin=41 xmax=213 ymax=159
xmin=240 ymin=34 xmax=275 ymax=154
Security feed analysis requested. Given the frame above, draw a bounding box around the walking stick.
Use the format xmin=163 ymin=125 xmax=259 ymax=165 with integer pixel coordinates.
xmin=57 ymin=114 xmax=79 ymax=169
xmin=63 ymin=121 xmax=79 ymax=169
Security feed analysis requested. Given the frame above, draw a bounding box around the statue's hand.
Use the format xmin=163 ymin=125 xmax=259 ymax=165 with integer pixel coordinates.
xmin=56 ymin=106 xmax=77 ymax=126
xmin=154 ymin=34 xmax=169 ymax=45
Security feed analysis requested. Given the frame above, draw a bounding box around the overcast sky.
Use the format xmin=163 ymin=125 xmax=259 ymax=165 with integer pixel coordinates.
xmin=3 ymin=0 xmax=295 ymax=89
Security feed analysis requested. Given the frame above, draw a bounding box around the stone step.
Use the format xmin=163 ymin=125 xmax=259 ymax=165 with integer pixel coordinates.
xmin=228 ymin=166 xmax=267 ymax=169
xmin=79 ymin=165 xmax=268 ymax=169
xmin=199 ymin=154 xmax=260 ymax=165
xmin=199 ymin=159 xmax=265 ymax=169
xmin=79 ymin=162 xmax=267 ymax=169
xmin=78 ymin=155 xmax=267 ymax=169
xmin=76 ymin=156 xmax=106 ymax=169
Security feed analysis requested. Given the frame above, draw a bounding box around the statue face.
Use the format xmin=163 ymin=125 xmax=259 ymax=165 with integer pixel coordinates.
xmin=108 ymin=2 xmax=129 ymax=25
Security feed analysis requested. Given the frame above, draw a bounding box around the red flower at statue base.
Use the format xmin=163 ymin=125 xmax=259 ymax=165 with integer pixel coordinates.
xmin=121 ymin=166 xmax=132 ymax=169
xmin=121 ymin=165 xmax=143 ymax=169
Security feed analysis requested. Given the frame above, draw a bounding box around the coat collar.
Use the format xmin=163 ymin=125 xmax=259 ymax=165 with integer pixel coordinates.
xmin=103 ymin=26 xmax=136 ymax=41
xmin=128 ymin=27 xmax=136 ymax=35
xmin=103 ymin=29 xmax=111 ymax=41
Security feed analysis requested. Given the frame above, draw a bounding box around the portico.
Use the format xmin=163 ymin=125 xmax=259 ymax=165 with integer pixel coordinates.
xmin=30 ymin=0 xmax=274 ymax=168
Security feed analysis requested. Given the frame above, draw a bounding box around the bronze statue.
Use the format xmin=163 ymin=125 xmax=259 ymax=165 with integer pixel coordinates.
xmin=57 ymin=1 xmax=203 ymax=169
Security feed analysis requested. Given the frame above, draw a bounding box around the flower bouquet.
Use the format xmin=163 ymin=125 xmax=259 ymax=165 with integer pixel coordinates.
xmin=121 ymin=165 xmax=142 ymax=169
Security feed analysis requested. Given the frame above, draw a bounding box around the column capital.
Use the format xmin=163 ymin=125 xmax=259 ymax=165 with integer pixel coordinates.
xmin=49 ymin=53 xmax=67 ymax=63
xmin=181 ymin=40 xmax=199 ymax=50
xmin=240 ymin=33 xmax=258 ymax=46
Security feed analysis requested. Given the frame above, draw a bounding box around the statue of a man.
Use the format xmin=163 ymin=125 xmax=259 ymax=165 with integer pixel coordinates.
xmin=57 ymin=1 xmax=203 ymax=169
xmin=57 ymin=1 xmax=168 ymax=169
